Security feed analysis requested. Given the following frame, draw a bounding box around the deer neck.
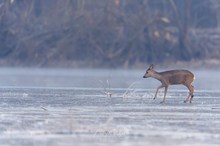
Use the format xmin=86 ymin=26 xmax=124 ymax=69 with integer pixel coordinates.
xmin=152 ymin=71 xmax=163 ymax=82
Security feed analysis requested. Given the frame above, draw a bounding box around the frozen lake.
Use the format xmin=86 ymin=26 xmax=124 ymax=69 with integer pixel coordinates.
xmin=0 ymin=68 xmax=220 ymax=146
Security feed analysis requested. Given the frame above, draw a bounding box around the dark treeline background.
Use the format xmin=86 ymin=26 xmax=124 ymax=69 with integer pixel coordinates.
xmin=0 ymin=0 xmax=220 ymax=68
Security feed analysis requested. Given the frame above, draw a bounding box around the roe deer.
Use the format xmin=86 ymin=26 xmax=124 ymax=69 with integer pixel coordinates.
xmin=143 ymin=64 xmax=195 ymax=103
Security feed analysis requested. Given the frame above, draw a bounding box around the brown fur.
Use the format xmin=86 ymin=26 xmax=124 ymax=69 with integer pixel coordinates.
xmin=143 ymin=65 xmax=195 ymax=103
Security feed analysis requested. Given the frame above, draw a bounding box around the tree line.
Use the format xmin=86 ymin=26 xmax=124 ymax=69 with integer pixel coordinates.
xmin=0 ymin=0 xmax=220 ymax=68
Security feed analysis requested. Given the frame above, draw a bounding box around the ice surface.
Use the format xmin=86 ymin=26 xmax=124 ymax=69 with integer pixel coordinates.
xmin=0 ymin=68 xmax=220 ymax=146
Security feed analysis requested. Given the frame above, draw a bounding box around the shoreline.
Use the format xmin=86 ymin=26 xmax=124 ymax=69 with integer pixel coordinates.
xmin=1 ymin=58 xmax=220 ymax=70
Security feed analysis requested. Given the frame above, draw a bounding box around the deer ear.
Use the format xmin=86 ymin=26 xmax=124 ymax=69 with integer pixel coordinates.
xmin=149 ymin=64 xmax=154 ymax=69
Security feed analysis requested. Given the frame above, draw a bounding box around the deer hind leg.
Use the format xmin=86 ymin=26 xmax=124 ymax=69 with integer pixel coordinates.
xmin=189 ymin=85 xmax=194 ymax=103
xmin=184 ymin=84 xmax=194 ymax=103
xmin=154 ymin=85 xmax=164 ymax=100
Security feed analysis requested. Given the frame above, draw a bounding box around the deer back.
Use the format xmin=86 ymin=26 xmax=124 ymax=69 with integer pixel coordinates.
xmin=159 ymin=70 xmax=194 ymax=85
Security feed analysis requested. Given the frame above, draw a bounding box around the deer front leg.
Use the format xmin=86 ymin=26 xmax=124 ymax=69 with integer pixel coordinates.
xmin=161 ymin=86 xmax=168 ymax=103
xmin=154 ymin=85 xmax=164 ymax=99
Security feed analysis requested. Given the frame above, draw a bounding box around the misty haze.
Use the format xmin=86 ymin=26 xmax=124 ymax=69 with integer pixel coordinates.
xmin=0 ymin=1 xmax=220 ymax=146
